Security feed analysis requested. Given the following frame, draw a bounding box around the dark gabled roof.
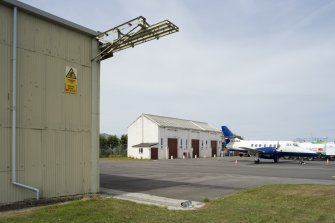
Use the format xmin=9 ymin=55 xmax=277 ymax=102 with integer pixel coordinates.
xmin=143 ymin=114 xmax=221 ymax=133
xmin=132 ymin=142 xmax=158 ymax=148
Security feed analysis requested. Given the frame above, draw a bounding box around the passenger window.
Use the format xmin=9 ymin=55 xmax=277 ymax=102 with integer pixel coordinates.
xmin=251 ymin=144 xmax=254 ymax=147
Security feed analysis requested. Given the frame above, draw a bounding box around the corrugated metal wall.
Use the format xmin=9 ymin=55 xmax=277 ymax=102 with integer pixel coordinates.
xmin=0 ymin=4 xmax=99 ymax=204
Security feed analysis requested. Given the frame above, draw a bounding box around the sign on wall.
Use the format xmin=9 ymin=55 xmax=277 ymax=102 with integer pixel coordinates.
xmin=65 ymin=66 xmax=78 ymax=94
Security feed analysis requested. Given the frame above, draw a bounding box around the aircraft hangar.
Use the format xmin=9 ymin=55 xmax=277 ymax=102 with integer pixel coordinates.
xmin=127 ymin=114 xmax=223 ymax=160
xmin=0 ymin=0 xmax=101 ymax=204
xmin=0 ymin=0 xmax=178 ymax=204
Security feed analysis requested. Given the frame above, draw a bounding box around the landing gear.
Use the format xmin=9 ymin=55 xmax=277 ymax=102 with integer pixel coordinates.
xmin=254 ymin=158 xmax=260 ymax=164
xmin=273 ymin=156 xmax=278 ymax=163
xmin=298 ymin=158 xmax=305 ymax=165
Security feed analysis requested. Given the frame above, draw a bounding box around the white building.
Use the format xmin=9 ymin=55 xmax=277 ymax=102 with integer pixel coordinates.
xmin=128 ymin=114 xmax=223 ymax=159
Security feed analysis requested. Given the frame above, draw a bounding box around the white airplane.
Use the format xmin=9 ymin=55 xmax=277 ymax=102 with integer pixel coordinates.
xmin=222 ymin=126 xmax=318 ymax=164
xmin=298 ymin=141 xmax=335 ymax=158
xmin=297 ymin=142 xmax=326 ymax=153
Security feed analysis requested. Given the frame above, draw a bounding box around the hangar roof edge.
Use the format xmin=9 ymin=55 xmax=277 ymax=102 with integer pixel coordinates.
xmin=1 ymin=0 xmax=99 ymax=36
xmin=143 ymin=113 xmax=221 ymax=133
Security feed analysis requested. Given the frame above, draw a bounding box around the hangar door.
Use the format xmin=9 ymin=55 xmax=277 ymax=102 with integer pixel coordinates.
xmin=168 ymin=138 xmax=178 ymax=159
xmin=151 ymin=147 xmax=158 ymax=160
xmin=192 ymin=139 xmax=200 ymax=158
xmin=211 ymin=141 xmax=217 ymax=157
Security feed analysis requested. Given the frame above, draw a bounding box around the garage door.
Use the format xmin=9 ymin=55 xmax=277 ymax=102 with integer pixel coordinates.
xmin=211 ymin=140 xmax=217 ymax=157
xmin=168 ymin=138 xmax=178 ymax=159
xmin=151 ymin=147 xmax=158 ymax=160
xmin=192 ymin=139 xmax=199 ymax=158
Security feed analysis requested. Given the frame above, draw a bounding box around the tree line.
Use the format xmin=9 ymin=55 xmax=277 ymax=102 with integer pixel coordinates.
xmin=99 ymin=134 xmax=127 ymax=157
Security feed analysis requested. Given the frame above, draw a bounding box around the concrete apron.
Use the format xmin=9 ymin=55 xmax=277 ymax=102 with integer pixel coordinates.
xmin=100 ymin=187 xmax=204 ymax=210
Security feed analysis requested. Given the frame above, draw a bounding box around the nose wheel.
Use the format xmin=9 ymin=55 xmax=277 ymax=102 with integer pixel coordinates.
xmin=254 ymin=158 xmax=260 ymax=164
xmin=299 ymin=158 xmax=305 ymax=165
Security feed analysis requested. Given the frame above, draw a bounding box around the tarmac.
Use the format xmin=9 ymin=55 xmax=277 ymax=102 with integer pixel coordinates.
xmin=100 ymin=157 xmax=335 ymax=206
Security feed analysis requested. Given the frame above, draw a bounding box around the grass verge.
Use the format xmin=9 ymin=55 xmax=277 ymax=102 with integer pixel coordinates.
xmin=1 ymin=184 xmax=335 ymax=223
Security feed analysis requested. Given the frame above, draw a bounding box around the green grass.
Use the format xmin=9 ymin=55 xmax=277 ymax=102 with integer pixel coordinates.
xmin=1 ymin=184 xmax=335 ymax=223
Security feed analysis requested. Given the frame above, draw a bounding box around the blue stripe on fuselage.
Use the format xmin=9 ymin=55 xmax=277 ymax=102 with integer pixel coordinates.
xmin=255 ymin=147 xmax=276 ymax=154
xmin=276 ymin=152 xmax=318 ymax=158
xmin=255 ymin=147 xmax=318 ymax=160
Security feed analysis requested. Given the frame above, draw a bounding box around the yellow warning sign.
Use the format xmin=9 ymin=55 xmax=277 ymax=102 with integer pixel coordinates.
xmin=66 ymin=68 xmax=77 ymax=79
xmin=65 ymin=66 xmax=78 ymax=94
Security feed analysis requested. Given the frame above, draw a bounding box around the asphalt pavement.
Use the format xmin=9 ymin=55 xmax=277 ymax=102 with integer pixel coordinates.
xmin=100 ymin=157 xmax=335 ymax=202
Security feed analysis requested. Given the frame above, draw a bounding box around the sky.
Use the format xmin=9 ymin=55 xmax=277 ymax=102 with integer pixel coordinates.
xmin=20 ymin=0 xmax=335 ymax=141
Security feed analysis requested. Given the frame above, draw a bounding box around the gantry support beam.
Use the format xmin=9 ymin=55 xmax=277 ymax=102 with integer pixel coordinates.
xmin=93 ymin=16 xmax=179 ymax=61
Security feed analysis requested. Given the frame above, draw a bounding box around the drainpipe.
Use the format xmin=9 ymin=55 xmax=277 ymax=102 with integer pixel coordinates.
xmin=11 ymin=6 xmax=40 ymax=200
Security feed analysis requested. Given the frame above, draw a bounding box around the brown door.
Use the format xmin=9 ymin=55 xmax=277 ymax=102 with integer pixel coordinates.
xmin=211 ymin=141 xmax=217 ymax=157
xmin=192 ymin=139 xmax=199 ymax=158
xmin=168 ymin=138 xmax=178 ymax=159
xmin=151 ymin=147 xmax=158 ymax=160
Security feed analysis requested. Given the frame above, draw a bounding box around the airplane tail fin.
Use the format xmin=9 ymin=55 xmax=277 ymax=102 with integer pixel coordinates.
xmin=221 ymin=126 xmax=235 ymax=138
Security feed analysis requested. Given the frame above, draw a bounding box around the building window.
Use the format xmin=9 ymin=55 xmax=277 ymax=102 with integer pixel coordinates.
xmin=180 ymin=138 xmax=182 ymax=148
xmin=161 ymin=138 xmax=163 ymax=149
xmin=186 ymin=139 xmax=188 ymax=149
xmin=139 ymin=148 xmax=143 ymax=154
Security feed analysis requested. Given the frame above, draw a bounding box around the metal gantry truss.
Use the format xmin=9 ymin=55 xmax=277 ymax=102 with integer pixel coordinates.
xmin=93 ymin=16 xmax=179 ymax=61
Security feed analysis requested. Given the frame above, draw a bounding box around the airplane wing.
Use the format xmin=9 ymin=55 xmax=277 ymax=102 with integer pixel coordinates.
xmin=240 ymin=147 xmax=277 ymax=156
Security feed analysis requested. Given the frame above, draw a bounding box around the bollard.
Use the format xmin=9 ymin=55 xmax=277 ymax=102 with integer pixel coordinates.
xmin=214 ymin=154 xmax=216 ymax=158
xmin=327 ymin=159 xmax=329 ymax=165
xmin=235 ymin=159 xmax=238 ymax=166
xmin=195 ymin=155 xmax=197 ymax=159
xmin=183 ymin=155 xmax=185 ymax=159
xmin=171 ymin=156 xmax=173 ymax=159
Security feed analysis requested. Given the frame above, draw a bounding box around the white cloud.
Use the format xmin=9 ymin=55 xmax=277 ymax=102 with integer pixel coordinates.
xmin=20 ymin=0 xmax=335 ymax=140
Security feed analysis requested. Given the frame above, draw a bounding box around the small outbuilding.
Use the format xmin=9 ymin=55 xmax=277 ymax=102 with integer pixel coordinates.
xmin=128 ymin=114 xmax=223 ymax=159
